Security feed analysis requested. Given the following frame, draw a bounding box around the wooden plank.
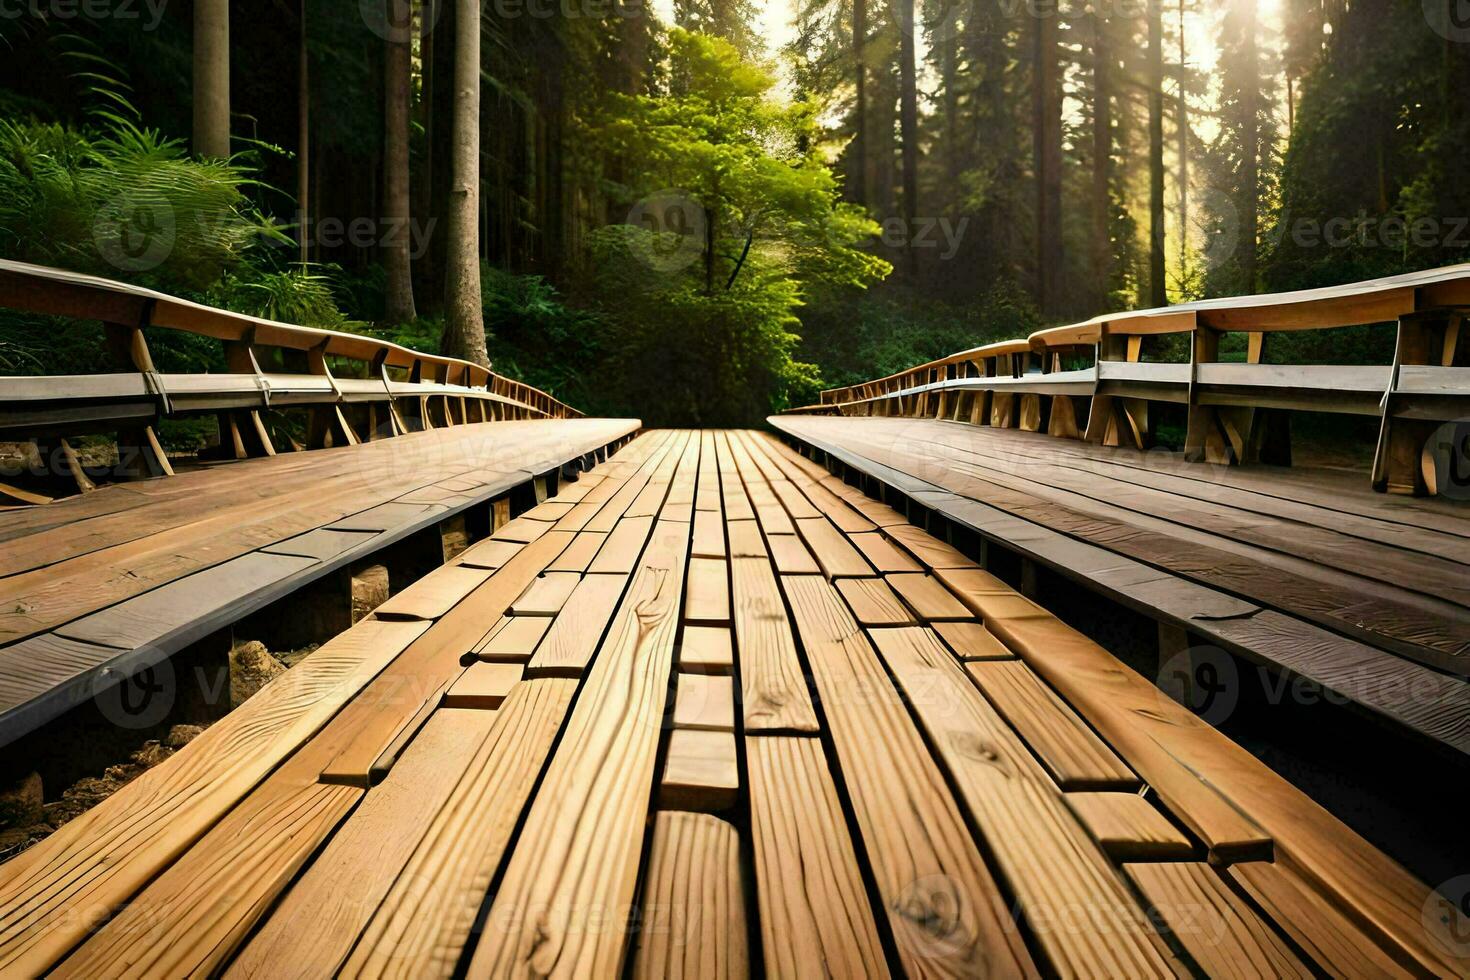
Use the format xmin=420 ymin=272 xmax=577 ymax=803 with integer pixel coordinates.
xmin=661 ymin=728 xmax=739 ymax=812
xmin=546 ymin=530 xmax=607 ymax=572
xmin=261 ymin=527 xmax=378 ymax=560
xmin=472 ymin=518 xmax=690 ymax=977
xmin=730 ymin=557 xmax=818 ymax=733
xmin=779 ymin=574 xmax=1038 ymax=977
xmin=509 ymin=570 xmax=582 ymax=615
xmin=338 ymin=679 xmax=578 ymax=978
xmin=726 ymin=519 xmax=766 ymax=558
xmin=1064 ymin=792 xmax=1194 ymax=860
xmin=744 ymin=736 xmax=890 ymax=979
xmin=456 ymin=537 xmax=523 ymax=570
xmin=934 ymin=620 xmax=1014 ymax=660
xmin=1125 ymin=862 xmax=1312 ymax=979
xmin=588 ymin=515 xmax=655 ymax=573
xmin=525 ymin=573 xmax=629 ymax=677
xmin=444 ymin=662 xmax=524 ymax=708
xmin=0 ymin=617 xmax=430 ymax=977
xmin=836 ymin=576 xmax=915 ymax=626
xmin=473 ymin=615 xmax=552 ymax=662
xmin=872 ymin=626 xmax=1176 ymax=977
xmin=1228 ymin=861 xmax=1417 ymax=980
xmin=685 ymin=557 xmax=732 ymax=624
xmin=674 ymin=673 xmax=735 ymax=732
xmin=766 ymin=533 xmax=819 ymax=574
xmin=883 ymin=522 xmax=980 ymax=569
xmin=493 ymin=515 xmax=555 ymax=543
xmin=220 ymin=708 xmax=500 ymax=979
xmin=885 ymin=572 xmax=972 ymax=621
xmin=53 ymin=768 xmax=361 ymax=979
xmin=630 ymin=812 xmax=750 ymax=980
xmin=54 ymin=551 xmax=319 ymax=648
xmin=374 ymin=564 xmax=494 ymax=620
xmin=679 ymin=625 xmax=734 ymax=675
xmin=965 ymin=660 xmax=1139 ymax=791
xmin=848 ymin=530 xmax=922 ymax=572
xmin=793 ymin=518 xmax=873 ymax=578
xmin=317 ymin=531 xmax=573 ymax=786
xmin=693 ymin=509 xmax=726 ymax=558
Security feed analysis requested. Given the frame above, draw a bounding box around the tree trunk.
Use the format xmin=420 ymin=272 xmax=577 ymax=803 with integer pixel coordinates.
xmin=297 ymin=0 xmax=308 ymax=266
xmin=1033 ymin=4 xmax=1063 ymax=314
xmin=192 ymin=0 xmax=230 ymax=158
xmin=1240 ymin=0 xmax=1259 ymax=292
xmin=850 ymin=0 xmax=867 ymax=208
xmin=1177 ymin=0 xmax=1188 ymax=276
xmin=441 ymin=0 xmax=489 ymax=367
xmin=898 ymin=0 xmax=920 ymax=278
xmin=940 ymin=28 xmax=960 ymax=187
xmin=1148 ymin=0 xmax=1167 ymax=306
xmin=1090 ymin=10 xmax=1111 ymax=311
xmin=382 ymin=0 xmax=417 ymax=324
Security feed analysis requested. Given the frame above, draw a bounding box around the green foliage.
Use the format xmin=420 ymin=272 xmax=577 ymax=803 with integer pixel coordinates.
xmin=795 ymin=281 xmax=1039 ymax=393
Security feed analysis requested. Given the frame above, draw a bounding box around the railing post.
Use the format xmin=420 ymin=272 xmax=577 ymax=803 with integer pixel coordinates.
xmin=103 ymin=317 xmax=174 ymax=479
xmin=1372 ymin=314 xmax=1443 ymax=495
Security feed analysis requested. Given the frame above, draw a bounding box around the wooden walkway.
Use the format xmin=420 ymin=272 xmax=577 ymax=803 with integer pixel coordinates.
xmin=0 ymin=417 xmax=637 ymax=746
xmin=772 ymin=414 xmax=1470 ymax=759
xmin=0 ymin=429 xmax=1461 ymax=977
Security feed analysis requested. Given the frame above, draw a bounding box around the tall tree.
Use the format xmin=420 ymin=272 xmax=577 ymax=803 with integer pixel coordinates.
xmin=1033 ymin=2 xmax=1063 ymax=313
xmin=382 ymin=0 xmax=417 ymax=323
xmin=1177 ymin=0 xmax=1189 ymax=280
xmin=850 ymin=0 xmax=868 ymax=208
xmin=1238 ymin=0 xmax=1259 ymax=291
xmin=897 ymin=0 xmax=920 ymax=277
xmin=441 ymin=0 xmax=488 ymax=366
xmin=1090 ymin=9 xmax=1112 ymax=310
xmin=1147 ymin=0 xmax=1167 ymax=306
xmin=193 ymin=0 xmax=230 ymax=158
xmin=296 ymin=0 xmax=309 ymax=266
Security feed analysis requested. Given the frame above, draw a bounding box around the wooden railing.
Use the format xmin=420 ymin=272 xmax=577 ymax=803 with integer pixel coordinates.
xmin=0 ymin=260 xmax=580 ymax=500
xmin=797 ymin=264 xmax=1470 ymax=496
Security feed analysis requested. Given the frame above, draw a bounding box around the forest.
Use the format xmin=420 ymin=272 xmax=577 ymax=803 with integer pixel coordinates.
xmin=0 ymin=0 xmax=1467 ymax=427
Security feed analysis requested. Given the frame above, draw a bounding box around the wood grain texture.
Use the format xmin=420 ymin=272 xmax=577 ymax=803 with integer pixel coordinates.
xmin=780 ymin=574 xmax=1037 ymax=978
xmin=457 ymin=537 xmax=523 ymax=570
xmin=339 ymin=679 xmax=578 ymax=979
xmin=872 ymin=627 xmax=1175 ymax=978
xmin=225 ymin=708 xmax=500 ymax=979
xmin=374 ymin=564 xmax=493 ymax=620
xmin=1064 ymin=792 xmax=1195 ymax=861
xmin=474 ymin=615 xmax=552 ymax=662
xmin=509 ymin=571 xmax=582 ymax=615
xmin=685 ymin=557 xmax=732 ymax=623
xmin=885 ymin=572 xmax=972 ymax=621
xmin=836 ymin=576 xmax=915 ymax=626
xmin=318 ymin=530 xmax=573 ymax=786
xmin=661 ymin=729 xmax=740 ymax=812
xmin=0 ymin=617 xmax=429 ymax=977
xmin=744 ymin=736 xmax=890 ymax=979
xmin=765 ymin=534 xmax=818 ymax=574
xmin=793 ymin=518 xmax=873 ymax=578
xmin=444 ymin=662 xmax=523 ymax=708
xmin=471 ymin=519 xmax=691 ymax=978
xmin=730 ymin=557 xmax=818 ymax=733
xmin=848 ymin=531 xmax=922 ymax=572
xmin=679 ymin=625 xmax=733 ymax=674
xmin=674 ymin=673 xmax=735 ymax=731
xmin=525 ymin=573 xmax=629 ymax=677
xmin=546 ymin=531 xmax=607 ymax=572
xmin=1227 ymin=861 xmax=1418 ymax=979
xmin=965 ymin=660 xmax=1139 ymax=791
xmin=588 ymin=516 xmax=655 ymax=573
xmin=630 ymin=812 xmax=750 ymax=980
xmin=933 ymin=620 xmax=1014 ymax=660
xmin=1125 ymin=862 xmax=1311 ymax=979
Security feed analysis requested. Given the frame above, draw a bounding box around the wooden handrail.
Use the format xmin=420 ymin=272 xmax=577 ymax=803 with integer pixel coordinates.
xmin=802 ymin=263 xmax=1470 ymax=496
xmin=0 ymin=260 xmax=582 ymax=501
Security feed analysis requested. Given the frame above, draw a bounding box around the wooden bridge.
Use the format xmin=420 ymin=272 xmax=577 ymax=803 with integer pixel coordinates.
xmin=0 ymin=261 xmax=1466 ymax=977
